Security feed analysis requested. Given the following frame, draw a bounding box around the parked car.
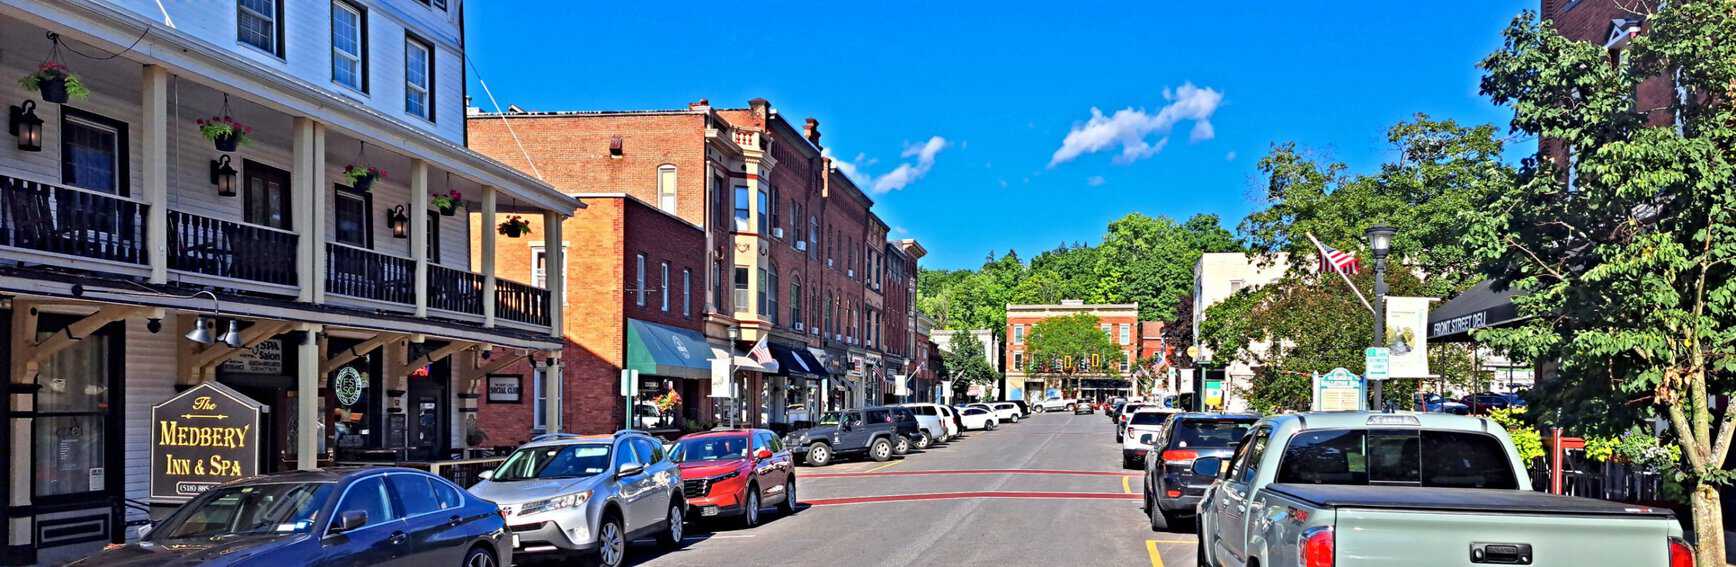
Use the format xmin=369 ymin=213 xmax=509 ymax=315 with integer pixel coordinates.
xmin=1108 ymin=396 xmax=1131 ymax=421
xmin=1037 ymin=398 xmax=1078 ymax=413
xmin=1461 ymin=391 xmax=1526 ymax=413
xmin=469 ymin=431 xmax=684 ymax=567
xmin=783 ymin=409 xmax=898 ymax=466
xmin=1416 ymin=392 xmax=1470 ymax=414
xmin=1007 ymin=399 xmax=1032 ymax=417
xmin=936 ymin=404 xmax=963 ymax=440
xmin=70 ymin=467 xmax=509 ymax=567
xmin=1073 ymin=400 xmax=1094 ymax=415
xmin=1116 ymin=403 xmax=1152 ymax=442
xmin=898 ymin=403 xmax=953 ymax=448
xmin=874 ymin=406 xmax=923 ymax=455
xmin=1120 ymin=407 xmax=1181 ymax=468
xmin=1141 ymin=412 xmax=1257 ymax=530
xmin=956 ymin=406 xmax=1000 ymax=431
xmin=670 ymin=429 xmax=796 ymax=528
xmin=987 ymin=402 xmax=1023 ymax=423
xmin=1196 ymin=412 xmax=1689 ymax=567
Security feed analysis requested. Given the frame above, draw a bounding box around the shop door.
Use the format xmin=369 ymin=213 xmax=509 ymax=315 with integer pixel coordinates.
xmin=406 ymin=362 xmax=449 ymax=462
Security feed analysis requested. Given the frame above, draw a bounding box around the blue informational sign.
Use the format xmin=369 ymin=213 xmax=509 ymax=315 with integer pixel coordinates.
xmin=1046 ymin=388 xmax=1062 ymax=400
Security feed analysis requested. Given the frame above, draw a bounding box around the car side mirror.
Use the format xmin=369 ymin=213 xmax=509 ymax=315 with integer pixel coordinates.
xmin=331 ymin=510 xmax=368 ymax=535
xmin=617 ymin=462 xmax=645 ymax=478
xmin=1192 ymin=457 xmax=1224 ymax=479
xmin=477 ymin=470 xmax=493 ymax=481
xmin=754 ymin=448 xmax=773 ymax=460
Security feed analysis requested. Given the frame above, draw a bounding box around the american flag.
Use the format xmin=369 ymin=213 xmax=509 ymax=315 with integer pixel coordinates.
xmin=1315 ymin=240 xmax=1360 ymax=275
xmin=747 ymin=336 xmax=779 ymax=372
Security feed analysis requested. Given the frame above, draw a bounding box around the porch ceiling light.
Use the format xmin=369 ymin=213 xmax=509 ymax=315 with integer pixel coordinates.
xmin=220 ymin=319 xmax=244 ymax=348
xmin=8 ymin=100 xmax=43 ymax=152
xmin=210 ymin=155 xmax=238 ymax=197
xmin=185 ymin=316 xmax=215 ymax=345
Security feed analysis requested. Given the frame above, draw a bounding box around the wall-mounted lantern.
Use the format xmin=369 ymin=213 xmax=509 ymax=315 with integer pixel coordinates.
xmin=8 ymin=100 xmax=43 ymax=152
xmin=387 ymin=205 xmax=410 ymax=239
xmin=210 ymin=155 xmax=238 ymax=197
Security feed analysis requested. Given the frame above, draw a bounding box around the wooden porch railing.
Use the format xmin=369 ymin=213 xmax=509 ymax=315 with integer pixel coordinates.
xmin=428 ymin=264 xmax=485 ymax=316
xmin=167 ymin=211 xmax=298 ymax=286
xmin=495 ymin=278 xmax=550 ymax=326
xmin=326 ymin=243 xmax=416 ymax=305
xmin=0 ymin=175 xmax=148 ymax=265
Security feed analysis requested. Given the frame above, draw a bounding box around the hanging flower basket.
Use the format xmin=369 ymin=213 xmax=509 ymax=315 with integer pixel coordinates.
xmin=18 ymin=62 xmax=87 ymax=104
xmin=498 ymin=215 xmax=532 ymax=238
xmin=432 ymin=190 xmax=463 ymax=216
xmin=342 ymin=164 xmax=386 ymax=191
xmin=197 ymin=115 xmax=252 ymax=152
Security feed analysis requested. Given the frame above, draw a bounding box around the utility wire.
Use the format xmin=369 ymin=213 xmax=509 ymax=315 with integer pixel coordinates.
xmin=462 ymin=50 xmax=544 ymax=181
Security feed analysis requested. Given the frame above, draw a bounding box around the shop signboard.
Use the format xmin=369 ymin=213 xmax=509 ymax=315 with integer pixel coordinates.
xmin=487 ymin=375 xmax=522 ymax=403
xmin=150 ymin=382 xmax=265 ymax=503
xmin=219 ymin=339 xmax=283 ymax=375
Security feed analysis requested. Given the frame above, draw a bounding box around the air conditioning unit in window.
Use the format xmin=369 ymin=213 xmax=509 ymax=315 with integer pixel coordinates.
xmin=794 ymin=322 xmax=805 ymax=331
xmin=773 ymin=227 xmax=784 ymax=239
xmin=795 ymin=240 xmax=807 ymax=252
xmin=848 ymin=269 xmax=855 ymax=278
xmin=811 ymin=327 xmax=820 ymax=336
xmin=826 ymin=258 xmax=834 ymax=268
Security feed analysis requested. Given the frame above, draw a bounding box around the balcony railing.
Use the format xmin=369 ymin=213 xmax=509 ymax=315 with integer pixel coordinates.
xmin=327 ymin=243 xmax=416 ymax=305
xmin=428 ymin=264 xmax=485 ymax=316
xmin=496 ymin=278 xmax=550 ymax=327
xmin=0 ymin=175 xmax=148 ymax=265
xmin=167 ymin=211 xmax=298 ymax=286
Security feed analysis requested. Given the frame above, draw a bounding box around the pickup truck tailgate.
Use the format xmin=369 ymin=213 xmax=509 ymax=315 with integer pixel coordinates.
xmin=1268 ymin=484 xmax=1677 ymax=566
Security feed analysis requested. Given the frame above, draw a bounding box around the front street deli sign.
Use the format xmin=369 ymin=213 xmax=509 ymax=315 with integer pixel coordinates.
xmin=150 ymin=382 xmax=266 ymax=503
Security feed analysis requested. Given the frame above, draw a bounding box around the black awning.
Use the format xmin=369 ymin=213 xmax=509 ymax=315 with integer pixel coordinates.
xmin=769 ymin=342 xmax=829 ymax=379
xmin=1427 ymin=280 xmax=1528 ymax=342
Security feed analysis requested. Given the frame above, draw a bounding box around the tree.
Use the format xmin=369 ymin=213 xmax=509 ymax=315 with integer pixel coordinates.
xmin=1090 ymin=212 xmax=1239 ymax=321
xmin=942 ymin=332 xmax=999 ymax=400
xmin=1473 ymin=6 xmax=1736 ymax=562
xmin=1023 ymin=313 xmax=1123 ymax=398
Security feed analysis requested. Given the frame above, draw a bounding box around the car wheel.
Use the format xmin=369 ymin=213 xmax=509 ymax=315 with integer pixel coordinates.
xmin=913 ymin=432 xmax=932 ymax=450
xmin=893 ymin=435 xmax=910 ymax=455
xmin=806 ymin=443 xmax=832 ymax=467
xmin=986 ymin=419 xmax=999 ymax=431
xmin=463 ymin=546 xmax=496 ymax=567
xmin=595 ymin=513 xmax=626 ymax=567
xmin=1197 ymin=517 xmax=1212 ymax=566
xmin=1065 ymin=404 xmax=1076 ymax=412
xmin=777 ymin=478 xmax=795 ymax=516
xmin=1150 ymin=501 xmax=1173 ymax=531
xmin=869 ymin=438 xmax=894 ymax=462
xmin=740 ymin=487 xmax=760 ymax=528
xmin=1011 ymin=414 xmax=1020 ymax=423
xmin=1142 ymin=484 xmax=1153 ymax=513
xmin=656 ymin=501 xmax=684 ymax=547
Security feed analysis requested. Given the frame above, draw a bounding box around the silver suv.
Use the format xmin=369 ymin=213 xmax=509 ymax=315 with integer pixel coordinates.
xmin=469 ymin=431 xmax=685 ymax=567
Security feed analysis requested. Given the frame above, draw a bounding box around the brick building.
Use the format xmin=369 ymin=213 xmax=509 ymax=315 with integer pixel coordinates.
xmin=1006 ymin=300 xmax=1142 ymax=402
xmin=467 ymin=98 xmax=925 ymax=434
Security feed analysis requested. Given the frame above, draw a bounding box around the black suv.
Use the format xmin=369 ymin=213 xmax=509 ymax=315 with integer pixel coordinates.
xmin=1142 ymin=412 xmax=1258 ymax=530
xmin=874 ymin=406 xmax=922 ymax=455
xmin=784 ymin=408 xmax=898 ymax=466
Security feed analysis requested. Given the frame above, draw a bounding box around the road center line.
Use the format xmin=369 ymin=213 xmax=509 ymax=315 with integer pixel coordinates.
xmin=1146 ymin=539 xmax=1166 ymax=567
xmin=802 ymin=490 xmax=1141 ymax=507
xmin=803 ymin=468 xmax=1140 ymax=479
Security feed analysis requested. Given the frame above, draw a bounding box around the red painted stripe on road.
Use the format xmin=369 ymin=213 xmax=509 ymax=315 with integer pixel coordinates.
xmin=804 ymin=490 xmax=1140 ymax=507
xmin=804 ymin=468 xmax=1139 ymax=479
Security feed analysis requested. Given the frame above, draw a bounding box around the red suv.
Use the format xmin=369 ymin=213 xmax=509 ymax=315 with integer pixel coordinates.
xmin=669 ymin=429 xmax=797 ymax=528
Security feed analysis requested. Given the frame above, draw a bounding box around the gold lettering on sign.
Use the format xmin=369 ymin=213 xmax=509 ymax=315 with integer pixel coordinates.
xmin=158 ymin=420 xmax=252 ymax=448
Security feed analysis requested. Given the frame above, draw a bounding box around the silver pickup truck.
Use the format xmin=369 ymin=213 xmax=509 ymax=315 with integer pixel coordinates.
xmin=1194 ymin=412 xmax=1691 ymax=567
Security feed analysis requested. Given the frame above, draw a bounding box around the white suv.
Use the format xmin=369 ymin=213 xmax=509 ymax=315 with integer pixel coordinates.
xmin=897 ymin=403 xmax=953 ymax=448
xmin=1120 ymin=408 xmax=1180 ymax=469
xmin=1036 ymin=398 xmax=1077 ymax=412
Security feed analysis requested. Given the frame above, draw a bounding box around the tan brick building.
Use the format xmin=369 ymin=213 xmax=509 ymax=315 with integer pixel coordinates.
xmin=467 ymin=98 xmax=926 ymax=434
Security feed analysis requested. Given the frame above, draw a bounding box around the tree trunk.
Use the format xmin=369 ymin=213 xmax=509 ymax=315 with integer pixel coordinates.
xmin=1693 ymin=481 xmax=1725 ymax=566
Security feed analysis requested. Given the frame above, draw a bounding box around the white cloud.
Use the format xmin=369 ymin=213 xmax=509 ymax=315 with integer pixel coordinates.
xmin=825 ymin=136 xmax=949 ymax=195
xmin=1087 ymin=175 xmax=1106 ymax=187
xmin=1225 ymin=151 xmax=1238 ymax=161
xmin=997 ymin=179 xmax=1009 ymax=188
xmin=1048 ymin=83 xmax=1224 ymax=167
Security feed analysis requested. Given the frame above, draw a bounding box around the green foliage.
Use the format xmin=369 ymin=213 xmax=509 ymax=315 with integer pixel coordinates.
xmin=942 ymin=332 xmax=999 ymax=388
xmin=1490 ymin=408 xmax=1546 ymax=464
xmin=1023 ymin=313 xmax=1122 ymax=377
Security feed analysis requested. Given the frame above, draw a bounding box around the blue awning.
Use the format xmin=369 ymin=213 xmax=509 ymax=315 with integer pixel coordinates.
xmin=625 ymin=319 xmax=713 ymax=380
xmin=769 ymin=342 xmax=828 ymax=379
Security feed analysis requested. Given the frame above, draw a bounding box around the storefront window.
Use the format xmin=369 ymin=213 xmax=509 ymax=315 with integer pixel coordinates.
xmin=636 ymin=377 xmax=682 ymax=431
xmin=34 ymin=332 xmax=109 ymax=497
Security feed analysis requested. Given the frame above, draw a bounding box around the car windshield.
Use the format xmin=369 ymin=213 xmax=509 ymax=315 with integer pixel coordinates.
xmin=672 ymin=436 xmax=749 ymax=462
xmin=1173 ymin=419 xmax=1254 ymax=448
xmin=1129 ymin=412 xmax=1171 ymax=425
xmin=1276 ymin=429 xmax=1519 ymax=489
xmin=152 ymin=482 xmax=333 ymax=541
xmin=491 ymin=443 xmax=612 ymax=481
xmin=818 ymin=412 xmax=844 ymax=425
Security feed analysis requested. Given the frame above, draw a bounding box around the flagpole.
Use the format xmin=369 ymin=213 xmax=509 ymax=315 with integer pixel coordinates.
xmin=1307 ymin=232 xmax=1376 ymax=316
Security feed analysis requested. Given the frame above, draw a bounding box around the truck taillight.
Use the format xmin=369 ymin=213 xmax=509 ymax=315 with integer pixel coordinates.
xmin=1299 ymin=526 xmax=1334 ymax=567
xmin=1161 ymin=449 xmax=1198 ymax=462
xmin=1669 ymin=537 xmax=1694 ymax=567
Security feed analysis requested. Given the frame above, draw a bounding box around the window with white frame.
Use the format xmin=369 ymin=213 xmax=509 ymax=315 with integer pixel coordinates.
xmin=660 ymin=261 xmax=670 ymax=312
xmin=635 ymin=253 xmax=647 ymax=307
xmin=766 ymin=265 xmax=779 ymax=325
xmin=734 ymin=267 xmax=750 ymax=312
xmin=331 ymin=2 xmax=365 ymax=91
xmin=682 ymin=269 xmax=692 ymax=319
xmin=657 ymin=165 xmax=677 ymax=214
xmin=404 ymin=36 xmax=433 ymax=120
xmin=531 ymin=249 xmax=548 ymax=288
xmin=1119 ymin=323 xmax=1131 ymax=346
xmin=1013 ymin=324 xmax=1025 ymax=345
xmin=532 ymin=368 xmax=547 ymax=432
xmin=237 ymin=0 xmax=282 ymax=56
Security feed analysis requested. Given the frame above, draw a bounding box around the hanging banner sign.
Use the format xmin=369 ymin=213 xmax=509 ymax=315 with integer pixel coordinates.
xmin=1386 ymin=296 xmax=1435 ymax=378
xmin=150 ymin=382 xmax=265 ymax=503
xmin=710 ymin=359 xmax=732 ymax=398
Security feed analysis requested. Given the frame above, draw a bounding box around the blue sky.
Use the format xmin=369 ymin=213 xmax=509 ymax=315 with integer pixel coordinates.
xmin=464 ymin=1 xmax=1531 ymax=269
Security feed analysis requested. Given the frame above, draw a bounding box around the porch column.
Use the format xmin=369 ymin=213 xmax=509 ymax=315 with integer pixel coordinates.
xmin=296 ymin=328 xmax=322 ymax=470
xmin=292 ymin=117 xmax=321 ymax=303
xmin=142 ymin=65 xmax=169 ymax=284
xmin=481 ymin=186 xmax=497 ymax=328
xmin=543 ymin=212 xmax=564 ymax=338
xmin=311 ymin=123 xmax=327 ymax=303
xmin=543 ymin=354 xmax=562 ymax=433
xmin=411 ymin=160 xmax=430 ymax=318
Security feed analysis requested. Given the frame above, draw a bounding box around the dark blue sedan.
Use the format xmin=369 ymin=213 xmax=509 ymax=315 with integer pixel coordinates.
xmin=70 ymin=467 xmax=510 ymax=567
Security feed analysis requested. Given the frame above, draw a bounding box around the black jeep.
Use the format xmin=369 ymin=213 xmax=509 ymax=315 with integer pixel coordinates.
xmin=873 ymin=406 xmax=923 ymax=455
xmin=783 ymin=408 xmax=899 ymax=466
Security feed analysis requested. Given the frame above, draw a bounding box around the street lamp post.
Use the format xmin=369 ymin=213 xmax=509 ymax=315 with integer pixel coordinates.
xmin=1366 ymin=225 xmax=1396 ymax=411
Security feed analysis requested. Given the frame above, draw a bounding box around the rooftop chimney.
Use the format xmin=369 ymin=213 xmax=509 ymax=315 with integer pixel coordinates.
xmin=688 ymin=98 xmax=710 ymax=110
xmin=748 ymin=98 xmax=770 ymax=120
xmin=803 ymin=118 xmax=822 ymax=148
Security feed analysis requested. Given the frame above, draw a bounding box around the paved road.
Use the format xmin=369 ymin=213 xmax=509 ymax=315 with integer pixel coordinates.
xmin=624 ymin=409 xmax=1200 ymax=566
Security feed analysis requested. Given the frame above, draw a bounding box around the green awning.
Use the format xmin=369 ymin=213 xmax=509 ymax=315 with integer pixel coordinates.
xmin=625 ymin=319 xmax=713 ymax=380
